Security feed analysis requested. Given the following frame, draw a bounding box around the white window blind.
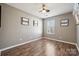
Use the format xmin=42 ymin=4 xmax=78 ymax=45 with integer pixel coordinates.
xmin=47 ymin=19 xmax=55 ymax=34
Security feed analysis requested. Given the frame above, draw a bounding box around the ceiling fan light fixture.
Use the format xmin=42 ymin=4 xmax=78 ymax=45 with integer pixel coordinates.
xmin=41 ymin=9 xmax=47 ymax=13
xmin=39 ymin=4 xmax=50 ymax=13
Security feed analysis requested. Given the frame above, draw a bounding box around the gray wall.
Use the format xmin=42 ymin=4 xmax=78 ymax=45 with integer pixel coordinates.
xmin=43 ymin=12 xmax=76 ymax=43
xmin=0 ymin=3 xmax=76 ymax=50
xmin=0 ymin=4 xmax=42 ymax=49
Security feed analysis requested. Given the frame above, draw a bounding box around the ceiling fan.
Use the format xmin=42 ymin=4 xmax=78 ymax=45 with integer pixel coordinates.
xmin=39 ymin=4 xmax=50 ymax=13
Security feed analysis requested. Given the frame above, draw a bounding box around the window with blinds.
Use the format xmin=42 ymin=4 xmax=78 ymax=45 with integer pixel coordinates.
xmin=47 ymin=19 xmax=55 ymax=34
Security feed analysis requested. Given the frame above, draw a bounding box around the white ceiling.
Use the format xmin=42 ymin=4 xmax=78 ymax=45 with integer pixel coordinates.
xmin=7 ymin=3 xmax=74 ymax=18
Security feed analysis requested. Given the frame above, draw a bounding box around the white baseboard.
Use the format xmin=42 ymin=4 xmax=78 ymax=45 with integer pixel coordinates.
xmin=43 ymin=37 xmax=76 ymax=45
xmin=0 ymin=37 xmax=42 ymax=52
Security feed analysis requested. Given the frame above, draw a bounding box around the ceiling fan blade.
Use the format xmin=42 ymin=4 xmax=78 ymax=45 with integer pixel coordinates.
xmin=46 ymin=10 xmax=50 ymax=12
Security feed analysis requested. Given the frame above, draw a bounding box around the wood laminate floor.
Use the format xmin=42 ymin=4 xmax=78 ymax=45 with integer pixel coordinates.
xmin=1 ymin=38 xmax=79 ymax=56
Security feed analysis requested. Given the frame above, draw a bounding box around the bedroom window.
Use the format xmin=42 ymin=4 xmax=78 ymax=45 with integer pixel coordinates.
xmin=47 ymin=19 xmax=55 ymax=34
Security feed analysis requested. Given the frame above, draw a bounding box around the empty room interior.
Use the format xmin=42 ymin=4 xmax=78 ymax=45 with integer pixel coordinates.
xmin=0 ymin=3 xmax=79 ymax=56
